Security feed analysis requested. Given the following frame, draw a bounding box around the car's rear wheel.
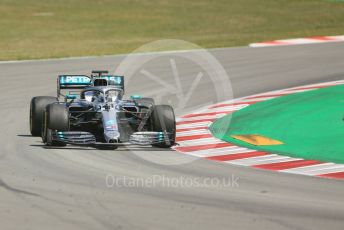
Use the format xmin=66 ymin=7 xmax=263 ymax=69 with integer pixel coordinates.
xmin=30 ymin=96 xmax=58 ymax=136
xmin=42 ymin=104 xmax=69 ymax=146
xmin=150 ymin=105 xmax=176 ymax=148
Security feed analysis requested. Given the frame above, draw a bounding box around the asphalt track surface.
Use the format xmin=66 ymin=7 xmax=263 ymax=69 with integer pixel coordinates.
xmin=0 ymin=42 xmax=344 ymax=230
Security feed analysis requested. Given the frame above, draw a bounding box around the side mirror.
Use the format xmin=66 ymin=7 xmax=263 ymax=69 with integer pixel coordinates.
xmin=130 ymin=95 xmax=142 ymax=100
xmin=66 ymin=95 xmax=77 ymax=100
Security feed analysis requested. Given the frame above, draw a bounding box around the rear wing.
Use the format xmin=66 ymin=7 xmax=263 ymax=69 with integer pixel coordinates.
xmin=57 ymin=74 xmax=125 ymax=98
xmin=91 ymin=70 xmax=124 ymax=90
xmin=57 ymin=75 xmax=91 ymax=98
xmin=94 ymin=75 xmax=124 ymax=90
xmin=58 ymin=75 xmax=91 ymax=89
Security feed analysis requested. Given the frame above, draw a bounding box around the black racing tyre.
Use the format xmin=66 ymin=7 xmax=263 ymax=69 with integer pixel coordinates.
xmin=42 ymin=104 xmax=69 ymax=146
xmin=30 ymin=96 xmax=58 ymax=136
xmin=45 ymin=104 xmax=69 ymax=131
xmin=150 ymin=105 xmax=176 ymax=148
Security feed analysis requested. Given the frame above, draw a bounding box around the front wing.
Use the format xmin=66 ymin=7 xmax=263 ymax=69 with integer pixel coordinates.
xmin=52 ymin=131 xmax=174 ymax=146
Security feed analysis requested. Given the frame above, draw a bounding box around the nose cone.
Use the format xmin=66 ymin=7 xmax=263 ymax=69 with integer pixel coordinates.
xmin=104 ymin=131 xmax=120 ymax=143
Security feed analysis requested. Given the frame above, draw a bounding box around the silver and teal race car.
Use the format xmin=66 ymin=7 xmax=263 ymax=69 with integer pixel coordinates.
xmin=29 ymin=70 xmax=176 ymax=149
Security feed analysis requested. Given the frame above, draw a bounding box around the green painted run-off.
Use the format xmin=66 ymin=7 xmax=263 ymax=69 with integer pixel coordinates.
xmin=210 ymin=84 xmax=344 ymax=164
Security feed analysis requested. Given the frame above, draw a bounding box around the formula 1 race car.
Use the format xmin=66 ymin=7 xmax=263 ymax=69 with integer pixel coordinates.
xmin=29 ymin=70 xmax=176 ymax=149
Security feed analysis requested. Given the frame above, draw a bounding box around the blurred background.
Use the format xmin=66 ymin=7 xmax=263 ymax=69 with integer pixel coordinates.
xmin=0 ymin=0 xmax=343 ymax=60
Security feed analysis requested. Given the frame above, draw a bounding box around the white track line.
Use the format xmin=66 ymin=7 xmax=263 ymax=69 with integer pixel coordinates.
xmin=249 ymin=35 xmax=344 ymax=47
xmin=282 ymin=163 xmax=344 ymax=175
xmin=186 ymin=147 xmax=254 ymax=157
xmin=176 ymin=137 xmax=225 ymax=146
xmin=228 ymin=155 xmax=297 ymax=166
xmin=176 ymin=129 xmax=212 ymax=137
xmin=177 ymin=122 xmax=213 ymax=130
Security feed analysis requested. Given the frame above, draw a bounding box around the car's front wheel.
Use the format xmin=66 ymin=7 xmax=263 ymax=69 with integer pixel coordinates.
xmin=42 ymin=104 xmax=69 ymax=146
xmin=150 ymin=105 xmax=176 ymax=148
